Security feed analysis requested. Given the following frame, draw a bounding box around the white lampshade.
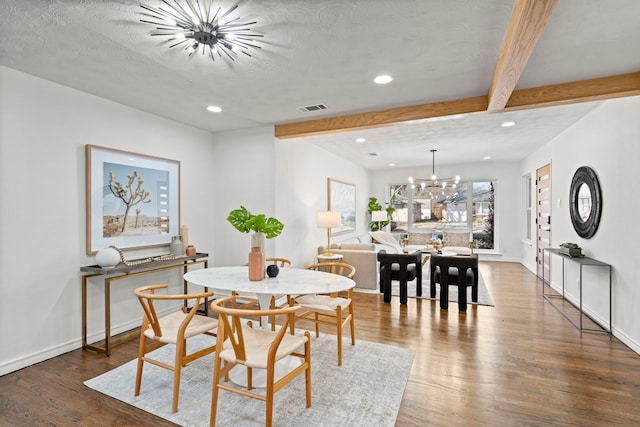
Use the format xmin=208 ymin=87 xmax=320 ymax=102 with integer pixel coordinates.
xmin=317 ymin=211 xmax=341 ymax=229
xmin=371 ymin=210 xmax=387 ymax=222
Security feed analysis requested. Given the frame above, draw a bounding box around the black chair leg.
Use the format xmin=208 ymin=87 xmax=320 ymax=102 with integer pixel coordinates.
xmin=439 ymin=269 xmax=449 ymax=310
xmin=399 ymin=280 xmax=408 ymax=304
xmin=430 ymin=264 xmax=437 ymax=298
xmin=472 ymin=267 xmax=479 ymax=302
xmin=383 ymin=268 xmax=392 ymax=303
xmin=440 ymin=285 xmax=449 ymax=309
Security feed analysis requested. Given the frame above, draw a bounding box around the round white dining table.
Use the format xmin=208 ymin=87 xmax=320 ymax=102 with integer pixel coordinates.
xmin=184 ymin=265 xmax=355 ymax=312
xmin=183 ymin=266 xmax=355 ymax=388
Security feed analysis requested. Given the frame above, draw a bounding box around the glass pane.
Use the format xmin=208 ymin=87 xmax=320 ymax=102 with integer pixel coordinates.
xmin=411 ymin=182 xmax=467 ymax=236
xmin=390 ymin=180 xmax=496 ymax=250
xmin=472 ymin=181 xmax=495 ymax=249
xmin=389 ymin=184 xmax=409 ymax=231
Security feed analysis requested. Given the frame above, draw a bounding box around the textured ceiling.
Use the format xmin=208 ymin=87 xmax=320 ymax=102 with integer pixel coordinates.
xmin=1 ymin=0 xmax=638 ymax=169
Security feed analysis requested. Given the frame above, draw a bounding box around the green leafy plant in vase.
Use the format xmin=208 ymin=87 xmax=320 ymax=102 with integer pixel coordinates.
xmin=227 ymin=206 xmax=284 ymax=280
xmin=427 ymin=237 xmax=443 ymax=251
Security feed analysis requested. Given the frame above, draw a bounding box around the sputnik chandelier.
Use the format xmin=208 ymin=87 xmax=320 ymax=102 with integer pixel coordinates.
xmin=409 ymin=149 xmax=462 ymax=198
xmin=140 ymin=0 xmax=263 ymax=62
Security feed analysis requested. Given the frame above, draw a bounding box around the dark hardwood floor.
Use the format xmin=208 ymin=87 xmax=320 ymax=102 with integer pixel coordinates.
xmin=2 ymin=261 xmax=640 ymax=426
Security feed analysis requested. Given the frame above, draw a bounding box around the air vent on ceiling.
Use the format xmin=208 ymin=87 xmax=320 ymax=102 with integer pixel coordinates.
xmin=368 ymin=152 xmax=379 ymax=156
xmin=297 ymin=103 xmax=328 ymax=113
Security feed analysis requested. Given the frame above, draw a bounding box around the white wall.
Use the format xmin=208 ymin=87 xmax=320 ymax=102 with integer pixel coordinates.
xmin=3 ymin=64 xmax=638 ymax=375
xmin=210 ymin=126 xmax=277 ymax=267
xmin=0 ymin=67 xmax=370 ymax=375
xmin=520 ymin=96 xmax=640 ymax=353
xmin=370 ymin=160 xmax=522 ymax=262
xmin=274 ymin=138 xmax=371 ymax=267
xmin=0 ymin=66 xmax=217 ymax=375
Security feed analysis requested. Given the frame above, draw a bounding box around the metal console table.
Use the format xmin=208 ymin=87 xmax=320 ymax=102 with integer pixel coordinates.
xmin=80 ymin=252 xmax=208 ymax=355
xmin=542 ymin=248 xmax=611 ymax=333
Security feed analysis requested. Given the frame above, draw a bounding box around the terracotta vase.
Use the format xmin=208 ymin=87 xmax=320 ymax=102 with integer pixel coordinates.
xmin=248 ymin=232 xmax=265 ymax=281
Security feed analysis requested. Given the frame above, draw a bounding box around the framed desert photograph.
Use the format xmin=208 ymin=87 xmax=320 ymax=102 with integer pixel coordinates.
xmin=327 ymin=177 xmax=356 ymax=235
xmin=86 ymin=145 xmax=180 ymax=253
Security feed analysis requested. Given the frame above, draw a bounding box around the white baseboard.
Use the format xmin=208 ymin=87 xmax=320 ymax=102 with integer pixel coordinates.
xmin=546 ymin=280 xmax=640 ymax=355
xmin=0 ymin=305 xmax=178 ymax=376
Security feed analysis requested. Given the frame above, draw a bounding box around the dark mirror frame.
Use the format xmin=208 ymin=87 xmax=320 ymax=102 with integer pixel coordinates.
xmin=569 ymin=166 xmax=602 ymax=238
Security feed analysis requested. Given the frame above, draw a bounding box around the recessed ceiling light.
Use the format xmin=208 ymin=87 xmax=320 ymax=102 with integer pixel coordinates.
xmin=483 ymin=156 xmax=492 ymax=160
xmin=207 ymin=105 xmax=222 ymax=113
xmin=374 ymin=75 xmax=393 ymax=85
xmin=500 ymin=121 xmax=515 ymax=127
xmin=388 ymin=163 xmax=396 ymax=167
xmin=355 ymin=137 xmax=366 ymax=143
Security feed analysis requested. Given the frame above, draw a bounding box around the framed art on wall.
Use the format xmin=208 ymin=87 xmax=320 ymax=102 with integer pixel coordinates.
xmin=86 ymin=145 xmax=180 ymax=253
xmin=327 ymin=177 xmax=356 ymax=235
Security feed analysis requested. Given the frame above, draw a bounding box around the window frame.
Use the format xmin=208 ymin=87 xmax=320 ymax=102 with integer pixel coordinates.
xmin=388 ymin=179 xmax=497 ymax=252
xmin=522 ymin=173 xmax=532 ymax=243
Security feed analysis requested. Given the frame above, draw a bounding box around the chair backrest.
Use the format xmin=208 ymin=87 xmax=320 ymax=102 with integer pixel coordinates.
xmin=304 ymin=262 xmax=356 ymax=279
xmin=134 ymin=284 xmax=213 ymax=338
xmin=377 ymin=250 xmax=421 ymax=265
xmin=266 ymin=257 xmax=292 ymax=267
xmin=430 ymin=253 xmax=478 ymax=271
xmin=210 ymin=295 xmax=300 ymax=363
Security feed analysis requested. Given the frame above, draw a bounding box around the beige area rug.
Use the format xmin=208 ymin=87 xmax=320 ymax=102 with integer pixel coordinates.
xmin=85 ymin=334 xmax=413 ymax=427
xmin=355 ymin=268 xmax=494 ymax=306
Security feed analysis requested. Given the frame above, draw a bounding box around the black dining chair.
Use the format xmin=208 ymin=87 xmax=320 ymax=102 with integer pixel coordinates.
xmin=430 ymin=253 xmax=478 ymax=311
xmin=377 ymin=250 xmax=422 ymax=304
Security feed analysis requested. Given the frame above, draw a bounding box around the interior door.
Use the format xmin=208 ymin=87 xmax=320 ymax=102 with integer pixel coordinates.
xmin=536 ymin=164 xmax=551 ymax=280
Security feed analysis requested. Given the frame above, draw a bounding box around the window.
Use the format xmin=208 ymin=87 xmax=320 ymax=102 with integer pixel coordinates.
xmin=389 ymin=180 xmax=495 ymax=250
xmin=522 ymin=174 xmax=532 ymax=242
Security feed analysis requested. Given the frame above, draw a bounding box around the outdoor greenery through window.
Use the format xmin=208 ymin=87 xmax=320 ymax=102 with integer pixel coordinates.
xmin=389 ymin=180 xmax=495 ymax=250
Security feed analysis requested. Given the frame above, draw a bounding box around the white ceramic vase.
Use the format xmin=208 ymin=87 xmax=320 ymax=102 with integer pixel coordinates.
xmin=96 ymin=247 xmax=121 ymax=268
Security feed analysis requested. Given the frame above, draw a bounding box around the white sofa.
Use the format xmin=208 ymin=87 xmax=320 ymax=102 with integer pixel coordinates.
xmin=317 ymin=232 xmax=405 ymax=290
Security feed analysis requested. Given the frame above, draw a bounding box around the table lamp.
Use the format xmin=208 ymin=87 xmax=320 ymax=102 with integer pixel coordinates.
xmin=317 ymin=211 xmax=341 ymax=256
xmin=371 ymin=210 xmax=387 ymax=231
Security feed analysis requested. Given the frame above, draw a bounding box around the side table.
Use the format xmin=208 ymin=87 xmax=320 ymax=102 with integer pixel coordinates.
xmin=542 ymin=248 xmax=611 ymax=333
xmin=317 ymin=253 xmax=344 ymax=263
xmin=80 ymin=252 xmax=208 ymax=355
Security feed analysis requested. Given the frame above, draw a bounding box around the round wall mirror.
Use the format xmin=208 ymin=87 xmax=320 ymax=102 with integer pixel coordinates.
xmin=569 ymin=166 xmax=602 ymax=238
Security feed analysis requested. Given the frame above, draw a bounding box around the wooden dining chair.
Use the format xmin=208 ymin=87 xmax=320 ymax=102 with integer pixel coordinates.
xmin=134 ymin=284 xmax=218 ymax=413
xmin=209 ymin=295 xmax=311 ymax=427
xmin=290 ymin=262 xmax=356 ymax=366
xmin=235 ymin=257 xmax=293 ymax=329
xmin=266 ymin=257 xmax=292 ymax=267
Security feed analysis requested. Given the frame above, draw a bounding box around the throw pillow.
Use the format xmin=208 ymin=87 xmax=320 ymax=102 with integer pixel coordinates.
xmin=369 ymin=231 xmax=403 ymax=253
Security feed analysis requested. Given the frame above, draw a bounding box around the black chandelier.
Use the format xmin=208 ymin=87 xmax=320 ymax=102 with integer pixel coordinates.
xmin=140 ymin=0 xmax=263 ymax=62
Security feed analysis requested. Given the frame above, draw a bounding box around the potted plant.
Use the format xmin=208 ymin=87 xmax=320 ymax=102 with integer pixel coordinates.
xmin=559 ymin=242 xmax=582 ymax=257
xmin=427 ymin=237 xmax=443 ymax=251
xmin=227 ymin=206 xmax=284 ymax=280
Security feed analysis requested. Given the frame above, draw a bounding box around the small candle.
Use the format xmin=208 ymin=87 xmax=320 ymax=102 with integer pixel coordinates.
xmin=180 ymin=225 xmax=189 ymax=250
